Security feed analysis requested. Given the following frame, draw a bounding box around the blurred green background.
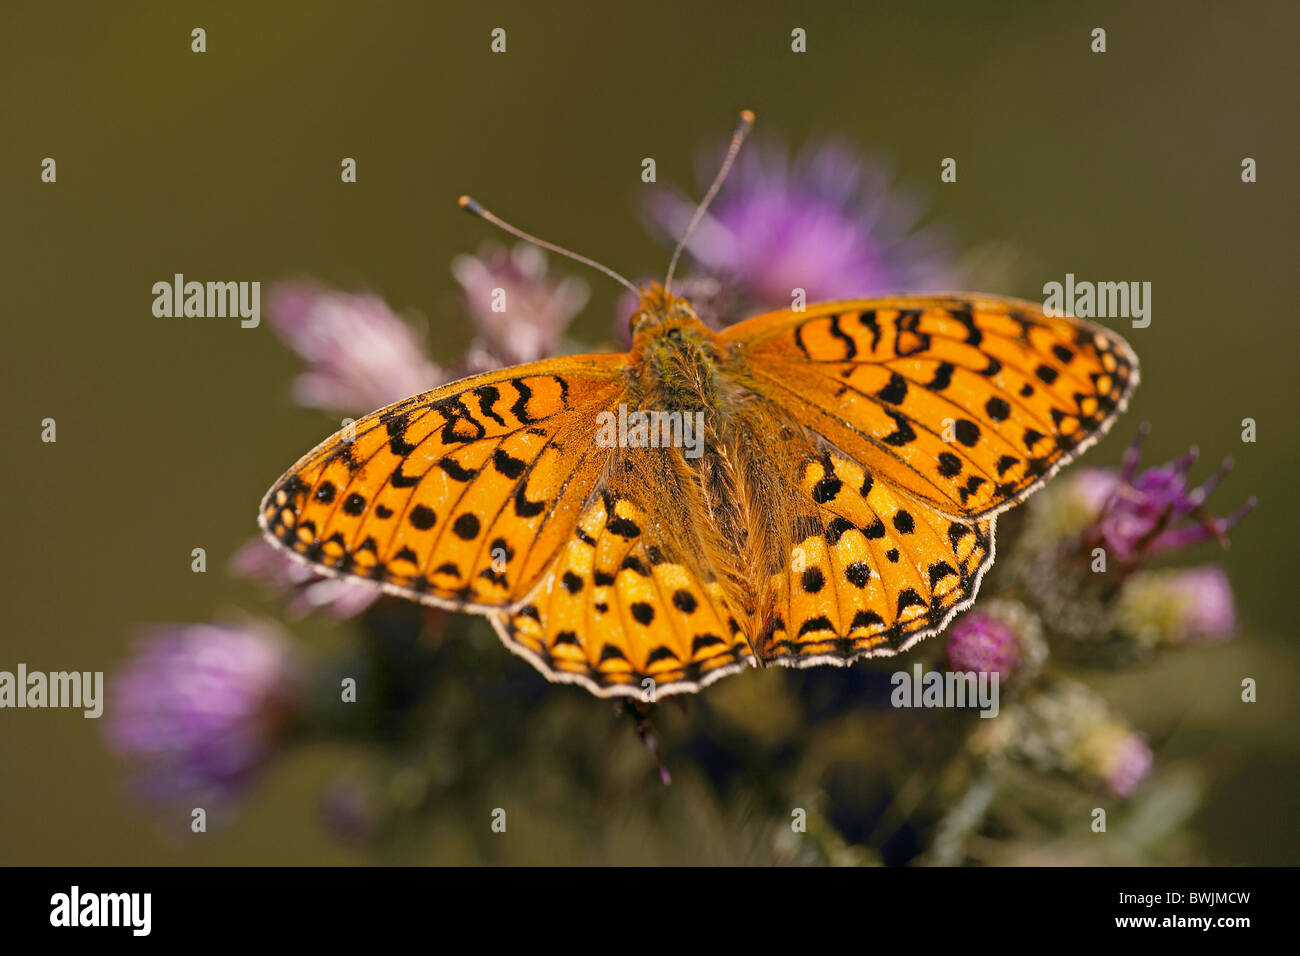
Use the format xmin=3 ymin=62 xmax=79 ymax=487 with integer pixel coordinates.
xmin=2 ymin=0 xmax=1296 ymax=864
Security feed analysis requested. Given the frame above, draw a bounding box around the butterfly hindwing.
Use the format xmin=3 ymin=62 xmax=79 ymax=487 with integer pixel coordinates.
xmin=761 ymin=450 xmax=994 ymax=665
xmin=260 ymin=356 xmax=626 ymax=609
xmin=494 ymin=489 xmax=755 ymax=698
xmin=724 ymin=294 xmax=1138 ymax=520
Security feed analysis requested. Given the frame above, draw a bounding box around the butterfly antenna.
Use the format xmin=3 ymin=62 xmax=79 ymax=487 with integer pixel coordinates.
xmin=458 ymin=195 xmax=638 ymax=295
xmin=663 ymin=109 xmax=755 ymax=294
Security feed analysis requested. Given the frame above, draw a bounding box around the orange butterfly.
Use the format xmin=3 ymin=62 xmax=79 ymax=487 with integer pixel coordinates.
xmin=259 ymin=112 xmax=1138 ymax=699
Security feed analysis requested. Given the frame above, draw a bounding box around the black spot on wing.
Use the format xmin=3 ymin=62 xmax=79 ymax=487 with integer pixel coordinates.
xmin=954 ymin=419 xmax=981 ymax=447
xmin=896 ymin=589 xmax=927 ymax=613
xmin=607 ymin=514 xmax=642 ymax=538
xmin=473 ymin=385 xmax=508 ymax=426
xmin=797 ymin=616 xmax=834 ymax=637
xmin=438 ymin=456 xmax=477 ymax=482
xmin=984 ymin=397 xmax=1011 ymax=422
xmin=882 ymin=410 xmax=917 ymax=447
xmin=928 ymin=561 xmax=957 ymax=587
xmin=828 ymin=313 xmax=858 ymax=359
xmin=452 ymin=513 xmax=481 ymax=540
xmin=492 ymin=448 xmax=527 ymax=479
xmin=629 ymin=602 xmax=655 ymax=626
xmin=692 ymin=633 xmax=726 ymax=654
xmin=927 ymin=362 xmax=955 ymax=391
xmin=514 ymin=484 xmax=545 ymax=518
xmin=957 ymin=475 xmax=985 ymax=504
xmin=409 ymin=504 xmax=437 ymax=530
xmin=386 ymin=416 xmax=417 ymax=456
xmin=850 ymin=610 xmax=885 ymax=631
xmin=646 ymin=646 xmax=679 ymax=665
xmin=812 ymin=457 xmax=844 ymax=503
xmin=824 ymin=516 xmax=854 ymax=546
xmin=390 ymin=463 xmax=421 ymax=489
xmin=510 ymin=379 xmax=537 ymax=423
xmin=856 ymin=310 xmax=882 ymax=351
xmin=877 ymin=372 xmax=908 ymax=404
xmin=949 ymin=306 xmax=982 ymax=346
xmin=845 ymin=562 xmax=871 ymax=588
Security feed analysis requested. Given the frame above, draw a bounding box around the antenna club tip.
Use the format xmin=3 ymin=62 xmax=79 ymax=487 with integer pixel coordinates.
xmin=458 ymin=195 xmax=482 ymax=214
xmin=740 ymin=109 xmax=755 ymax=124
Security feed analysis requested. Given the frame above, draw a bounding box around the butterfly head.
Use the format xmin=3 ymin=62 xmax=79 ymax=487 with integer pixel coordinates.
xmin=630 ymin=282 xmax=700 ymax=337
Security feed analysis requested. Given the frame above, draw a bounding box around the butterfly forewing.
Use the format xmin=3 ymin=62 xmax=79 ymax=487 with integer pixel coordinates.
xmin=260 ymin=355 xmax=626 ymax=610
xmin=725 ymin=295 xmax=1138 ymax=520
xmin=762 ymin=449 xmax=994 ymax=665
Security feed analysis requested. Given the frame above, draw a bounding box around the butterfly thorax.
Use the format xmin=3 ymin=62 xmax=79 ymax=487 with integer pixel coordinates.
xmin=627 ymin=285 xmax=729 ymax=413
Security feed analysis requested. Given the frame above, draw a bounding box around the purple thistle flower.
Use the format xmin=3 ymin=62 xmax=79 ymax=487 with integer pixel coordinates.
xmin=1089 ymin=728 xmax=1154 ymax=798
xmin=230 ymin=538 xmax=380 ymax=620
xmin=947 ymin=614 xmax=1021 ymax=680
xmin=267 ymin=282 xmax=446 ymax=416
xmin=452 ymin=242 xmax=590 ymax=371
xmin=1169 ymin=566 xmax=1237 ymax=642
xmin=1117 ymin=565 xmax=1238 ymax=647
xmin=1083 ymin=427 xmax=1256 ymax=566
xmin=947 ymin=600 xmax=1046 ymax=682
xmin=645 ymin=139 xmax=958 ymax=316
xmin=978 ymin=681 xmax=1153 ymax=797
xmin=1068 ymin=467 xmax=1124 ymax=518
xmin=104 ymin=622 xmax=306 ymax=805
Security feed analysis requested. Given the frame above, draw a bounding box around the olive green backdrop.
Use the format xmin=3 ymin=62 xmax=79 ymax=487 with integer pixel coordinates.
xmin=2 ymin=0 xmax=1296 ymax=864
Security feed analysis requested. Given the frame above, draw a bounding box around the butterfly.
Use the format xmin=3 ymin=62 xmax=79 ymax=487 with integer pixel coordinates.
xmin=259 ymin=112 xmax=1138 ymax=700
